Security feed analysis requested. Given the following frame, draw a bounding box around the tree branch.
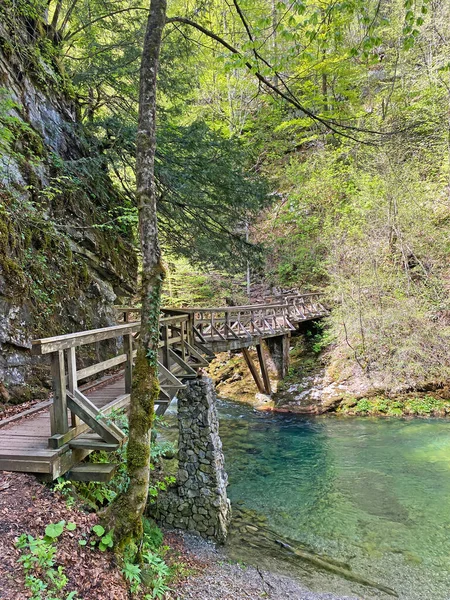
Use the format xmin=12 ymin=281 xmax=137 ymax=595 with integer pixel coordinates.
xmin=166 ymin=16 xmax=387 ymax=143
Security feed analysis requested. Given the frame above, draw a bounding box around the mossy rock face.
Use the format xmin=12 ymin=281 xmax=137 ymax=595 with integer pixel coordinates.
xmin=0 ymin=29 xmax=137 ymax=403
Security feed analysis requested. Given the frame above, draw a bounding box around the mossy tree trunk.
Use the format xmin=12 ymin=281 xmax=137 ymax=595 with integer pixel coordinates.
xmin=104 ymin=0 xmax=167 ymax=549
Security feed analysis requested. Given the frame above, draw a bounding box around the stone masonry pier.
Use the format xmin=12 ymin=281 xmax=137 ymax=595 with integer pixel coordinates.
xmin=153 ymin=377 xmax=232 ymax=543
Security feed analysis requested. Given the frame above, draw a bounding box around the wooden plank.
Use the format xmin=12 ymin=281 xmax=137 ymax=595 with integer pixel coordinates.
xmin=158 ymin=387 xmax=171 ymax=401
xmin=52 ymin=448 xmax=91 ymax=479
xmin=67 ymin=391 xmax=124 ymax=444
xmin=0 ymin=401 xmax=52 ymax=429
xmin=242 ymin=348 xmax=266 ymax=394
xmin=0 ymin=458 xmax=52 ymax=473
xmin=168 ymin=349 xmax=197 ymax=377
xmin=161 ymin=325 xmax=170 ymax=368
xmin=48 ymin=422 xmax=90 ymax=449
xmin=77 ymin=353 xmax=127 ymax=381
xmin=69 ymin=435 xmax=121 ymax=452
xmin=67 ymin=347 xmax=80 ymax=428
xmin=68 ymin=463 xmax=118 ymax=482
xmin=192 ymin=339 xmax=215 ymax=358
xmin=100 ymin=393 xmax=131 ymax=415
xmin=183 ymin=341 xmax=210 ymax=365
xmin=155 ymin=401 xmax=170 ymax=416
xmin=157 ymin=362 xmax=185 ymax=388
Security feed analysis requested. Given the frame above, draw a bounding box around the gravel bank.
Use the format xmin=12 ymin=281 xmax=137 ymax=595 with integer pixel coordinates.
xmin=171 ymin=532 xmax=358 ymax=600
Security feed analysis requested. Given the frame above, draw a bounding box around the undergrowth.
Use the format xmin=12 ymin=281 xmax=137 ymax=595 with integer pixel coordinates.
xmin=339 ymin=395 xmax=450 ymax=417
xmin=47 ymin=410 xmax=179 ymax=599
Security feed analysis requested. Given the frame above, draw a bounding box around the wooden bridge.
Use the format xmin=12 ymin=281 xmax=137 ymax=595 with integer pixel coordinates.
xmin=0 ymin=293 xmax=327 ymax=481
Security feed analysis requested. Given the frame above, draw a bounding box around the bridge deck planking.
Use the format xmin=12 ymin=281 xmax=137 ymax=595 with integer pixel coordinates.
xmin=0 ymin=376 xmax=128 ymax=477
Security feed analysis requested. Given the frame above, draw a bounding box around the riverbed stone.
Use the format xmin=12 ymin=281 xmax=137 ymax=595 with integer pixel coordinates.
xmin=152 ymin=377 xmax=232 ymax=543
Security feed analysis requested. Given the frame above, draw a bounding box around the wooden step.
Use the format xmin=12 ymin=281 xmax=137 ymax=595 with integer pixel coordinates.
xmin=67 ymin=463 xmax=118 ymax=482
xmin=69 ymin=434 xmax=121 ymax=452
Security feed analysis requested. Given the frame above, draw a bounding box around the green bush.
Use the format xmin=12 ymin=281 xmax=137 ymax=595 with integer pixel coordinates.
xmin=354 ymin=398 xmax=372 ymax=413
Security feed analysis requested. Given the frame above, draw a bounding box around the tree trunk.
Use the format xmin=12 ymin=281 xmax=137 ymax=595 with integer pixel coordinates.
xmin=103 ymin=0 xmax=167 ymax=549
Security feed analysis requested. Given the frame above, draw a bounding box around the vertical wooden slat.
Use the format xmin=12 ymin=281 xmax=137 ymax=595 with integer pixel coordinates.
xmin=66 ymin=347 xmax=79 ymax=427
xmin=161 ymin=325 xmax=169 ymax=368
xmin=187 ymin=313 xmax=194 ymax=346
xmin=224 ymin=312 xmax=230 ymax=338
xmin=180 ymin=320 xmax=186 ymax=361
xmin=124 ymin=333 xmax=134 ymax=394
xmin=50 ymin=350 xmax=68 ymax=436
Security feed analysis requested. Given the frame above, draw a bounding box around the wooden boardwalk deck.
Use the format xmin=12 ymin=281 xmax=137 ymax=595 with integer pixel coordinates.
xmin=0 ymin=376 xmax=130 ymax=479
xmin=0 ymin=292 xmax=327 ymax=480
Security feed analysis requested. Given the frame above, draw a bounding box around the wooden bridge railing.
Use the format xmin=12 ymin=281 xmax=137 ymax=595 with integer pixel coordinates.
xmin=31 ymin=314 xmax=193 ymax=448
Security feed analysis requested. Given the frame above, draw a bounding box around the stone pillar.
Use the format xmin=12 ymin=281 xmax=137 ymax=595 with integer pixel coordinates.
xmin=153 ymin=377 xmax=231 ymax=543
xmin=264 ymin=334 xmax=290 ymax=379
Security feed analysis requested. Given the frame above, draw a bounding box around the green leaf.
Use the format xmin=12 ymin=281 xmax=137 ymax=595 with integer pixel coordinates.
xmin=92 ymin=525 xmax=105 ymax=537
xmin=101 ymin=532 xmax=114 ymax=548
xmin=78 ymin=539 xmax=87 ymax=546
xmin=45 ymin=521 xmax=65 ymax=539
xmin=66 ymin=522 xmax=77 ymax=531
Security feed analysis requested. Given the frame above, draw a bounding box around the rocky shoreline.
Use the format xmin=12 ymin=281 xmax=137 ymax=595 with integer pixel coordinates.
xmin=171 ymin=531 xmax=359 ymax=600
xmin=209 ymin=347 xmax=450 ymax=418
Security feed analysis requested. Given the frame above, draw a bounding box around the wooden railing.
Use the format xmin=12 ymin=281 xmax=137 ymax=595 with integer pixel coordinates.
xmin=159 ymin=293 xmax=327 ymax=343
xmin=32 ymin=314 xmax=193 ymax=447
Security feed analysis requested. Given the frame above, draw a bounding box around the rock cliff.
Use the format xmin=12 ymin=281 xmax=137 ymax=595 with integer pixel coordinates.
xmin=0 ymin=7 xmax=137 ymax=402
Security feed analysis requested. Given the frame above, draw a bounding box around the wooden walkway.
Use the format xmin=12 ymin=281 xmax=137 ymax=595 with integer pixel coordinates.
xmin=0 ymin=293 xmax=327 ymax=480
xmin=0 ymin=377 xmax=129 ymax=479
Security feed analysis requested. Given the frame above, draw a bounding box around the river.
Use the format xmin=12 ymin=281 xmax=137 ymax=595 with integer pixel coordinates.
xmin=215 ymin=399 xmax=450 ymax=599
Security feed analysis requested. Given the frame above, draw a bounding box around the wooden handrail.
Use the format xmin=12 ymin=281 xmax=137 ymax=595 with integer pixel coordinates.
xmin=32 ymin=314 xmax=189 ymax=354
xmin=32 ymin=322 xmax=141 ymax=355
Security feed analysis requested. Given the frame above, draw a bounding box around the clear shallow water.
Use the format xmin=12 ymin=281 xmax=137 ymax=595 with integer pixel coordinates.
xmin=217 ymin=400 xmax=450 ymax=599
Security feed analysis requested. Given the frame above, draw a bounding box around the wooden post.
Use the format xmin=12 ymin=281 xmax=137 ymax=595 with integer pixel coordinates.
xmin=187 ymin=313 xmax=194 ymax=346
xmin=161 ymin=325 xmax=170 ymax=368
xmin=242 ymin=348 xmax=266 ymax=394
xmin=50 ymin=350 xmax=69 ymax=436
xmin=66 ymin=347 xmax=79 ymax=427
xmin=124 ymin=333 xmax=134 ymax=394
xmin=224 ymin=312 xmax=230 ymax=338
xmin=180 ymin=320 xmax=186 ymax=361
xmin=256 ymin=343 xmax=272 ymax=395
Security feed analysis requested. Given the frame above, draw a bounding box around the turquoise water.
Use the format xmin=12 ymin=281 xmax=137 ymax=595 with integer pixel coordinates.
xmin=217 ymin=400 xmax=450 ymax=599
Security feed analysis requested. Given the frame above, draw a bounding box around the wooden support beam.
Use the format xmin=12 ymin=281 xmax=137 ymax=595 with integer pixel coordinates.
xmin=256 ymin=344 xmax=272 ymax=395
xmin=161 ymin=324 xmax=170 ymax=368
xmin=157 ymin=361 xmax=185 ymax=388
xmin=192 ymin=339 xmax=215 ymax=358
xmin=67 ymin=463 xmax=118 ymax=482
xmin=66 ymin=390 xmax=125 ymax=446
xmin=242 ymin=348 xmax=266 ymax=394
xmin=168 ymin=349 xmax=197 ymax=377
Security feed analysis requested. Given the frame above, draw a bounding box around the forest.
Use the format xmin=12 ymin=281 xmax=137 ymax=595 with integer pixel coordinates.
xmin=1 ymin=0 xmax=450 ymax=598
xmin=3 ymin=0 xmax=448 ymax=392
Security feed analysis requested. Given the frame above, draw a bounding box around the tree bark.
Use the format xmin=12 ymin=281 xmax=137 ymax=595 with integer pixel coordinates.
xmin=103 ymin=0 xmax=167 ymax=549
